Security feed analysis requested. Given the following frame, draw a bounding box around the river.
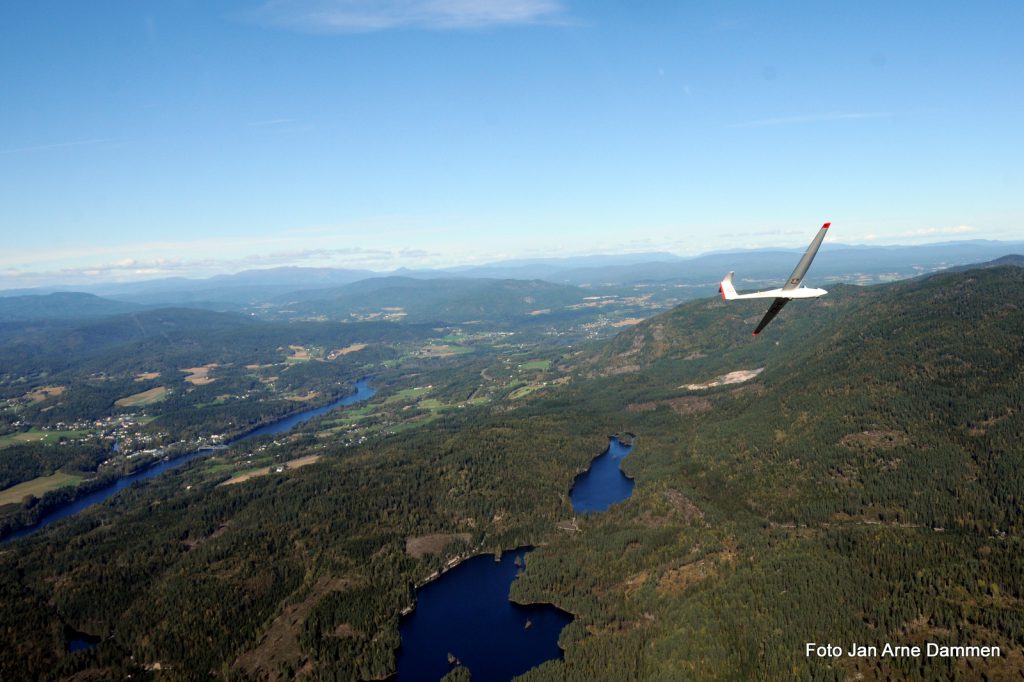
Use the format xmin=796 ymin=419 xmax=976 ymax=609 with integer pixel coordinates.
xmin=1 ymin=378 xmax=375 ymax=543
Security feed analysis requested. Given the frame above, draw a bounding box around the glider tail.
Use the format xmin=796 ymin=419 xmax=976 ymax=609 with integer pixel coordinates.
xmin=719 ymin=271 xmax=738 ymax=300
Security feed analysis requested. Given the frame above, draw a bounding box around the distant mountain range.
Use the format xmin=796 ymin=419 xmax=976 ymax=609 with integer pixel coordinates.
xmin=273 ymin=276 xmax=591 ymax=325
xmin=2 ymin=240 xmax=1022 ymax=315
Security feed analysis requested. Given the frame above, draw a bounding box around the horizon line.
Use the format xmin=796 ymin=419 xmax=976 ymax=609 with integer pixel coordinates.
xmin=2 ymin=237 xmax=1022 ymax=293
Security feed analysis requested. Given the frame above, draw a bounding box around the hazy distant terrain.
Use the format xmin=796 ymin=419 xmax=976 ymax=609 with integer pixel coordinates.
xmin=5 ymin=240 xmax=1022 ymax=312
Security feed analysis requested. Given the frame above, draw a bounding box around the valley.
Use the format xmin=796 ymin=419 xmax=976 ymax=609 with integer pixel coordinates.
xmin=0 ymin=263 xmax=1022 ymax=681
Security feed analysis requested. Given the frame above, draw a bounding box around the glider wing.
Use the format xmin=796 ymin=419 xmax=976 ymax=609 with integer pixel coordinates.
xmin=782 ymin=222 xmax=830 ymax=291
xmin=719 ymin=221 xmax=831 ymax=335
xmin=752 ymin=297 xmax=789 ymax=336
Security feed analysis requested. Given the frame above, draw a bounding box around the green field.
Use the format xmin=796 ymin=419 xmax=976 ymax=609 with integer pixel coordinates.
xmin=508 ymin=384 xmax=542 ymax=400
xmin=382 ymin=386 xmax=433 ymax=405
xmin=519 ymin=359 xmax=551 ymax=370
xmin=115 ymin=386 xmax=169 ymax=407
xmin=0 ymin=429 xmax=87 ymax=450
xmin=0 ymin=472 xmax=83 ymax=505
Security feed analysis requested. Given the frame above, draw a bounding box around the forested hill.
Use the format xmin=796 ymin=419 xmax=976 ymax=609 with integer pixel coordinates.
xmin=584 ymin=263 xmax=1022 ymax=379
xmin=0 ymin=292 xmax=143 ymax=321
xmin=510 ymin=264 xmax=1024 ymax=680
xmin=0 ymin=308 xmax=430 ymax=381
xmin=0 ymin=266 xmax=1022 ymax=680
xmin=271 ymin=276 xmax=590 ymax=324
xmin=947 ymin=253 xmax=1024 ymax=272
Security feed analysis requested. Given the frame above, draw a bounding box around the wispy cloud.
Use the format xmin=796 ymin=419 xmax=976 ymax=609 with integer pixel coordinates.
xmin=252 ymin=0 xmax=568 ymax=32
xmin=727 ymin=112 xmax=889 ymax=129
xmin=0 ymin=138 xmax=116 ymax=155
xmin=0 ymin=246 xmax=443 ymax=288
xmin=861 ymin=225 xmax=978 ymax=242
xmin=898 ymin=225 xmax=978 ymax=238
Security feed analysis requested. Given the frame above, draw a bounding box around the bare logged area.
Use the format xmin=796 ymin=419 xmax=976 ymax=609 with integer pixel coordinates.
xmin=233 ymin=576 xmax=351 ymax=680
xmin=23 ymin=386 xmax=65 ymax=402
xmin=839 ymin=430 xmax=910 ymax=450
xmin=627 ymin=396 xmax=712 ymax=415
xmin=405 ymin=533 xmax=472 ymax=559
xmin=664 ymin=488 xmax=706 ymax=523
xmin=683 ymin=368 xmax=764 ymax=390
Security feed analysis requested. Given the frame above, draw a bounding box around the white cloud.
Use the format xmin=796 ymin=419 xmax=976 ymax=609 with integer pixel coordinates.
xmin=253 ymin=0 xmax=567 ymax=32
xmin=895 ymin=225 xmax=977 ymax=238
xmin=0 ymin=245 xmax=447 ymax=289
xmin=834 ymin=225 xmax=979 ymax=245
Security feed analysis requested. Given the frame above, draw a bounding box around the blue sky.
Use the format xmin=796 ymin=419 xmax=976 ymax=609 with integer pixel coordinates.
xmin=1 ymin=1 xmax=1021 ymax=285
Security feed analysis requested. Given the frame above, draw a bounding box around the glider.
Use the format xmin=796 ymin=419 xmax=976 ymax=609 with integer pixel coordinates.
xmin=719 ymin=222 xmax=830 ymax=335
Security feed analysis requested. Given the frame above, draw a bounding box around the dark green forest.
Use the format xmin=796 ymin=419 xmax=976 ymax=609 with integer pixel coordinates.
xmin=1 ymin=266 xmax=1022 ymax=680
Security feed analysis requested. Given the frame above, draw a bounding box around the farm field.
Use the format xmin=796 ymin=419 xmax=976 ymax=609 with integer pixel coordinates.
xmin=0 ymin=472 xmax=82 ymax=506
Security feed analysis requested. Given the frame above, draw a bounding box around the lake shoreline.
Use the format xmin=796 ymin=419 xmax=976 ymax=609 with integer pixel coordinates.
xmin=390 ymin=545 xmax=574 ymax=681
xmin=568 ymin=434 xmax=636 ymax=514
xmin=390 ymin=432 xmax=639 ymax=680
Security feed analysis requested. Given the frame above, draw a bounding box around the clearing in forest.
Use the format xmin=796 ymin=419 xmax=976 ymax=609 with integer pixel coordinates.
xmin=220 ymin=455 xmax=322 ymax=486
xmin=0 ymin=472 xmax=83 ymax=505
xmin=405 ymin=533 xmax=472 ymax=559
xmin=115 ymin=386 xmax=169 ymax=407
xmin=23 ymin=386 xmax=65 ymax=402
xmin=328 ymin=343 xmax=367 ymax=359
xmin=182 ymin=364 xmax=218 ymax=385
xmin=683 ymin=368 xmax=764 ymax=391
xmin=233 ymin=575 xmax=352 ymax=679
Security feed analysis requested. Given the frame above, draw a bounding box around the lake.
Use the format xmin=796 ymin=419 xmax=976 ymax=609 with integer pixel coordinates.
xmin=570 ymin=436 xmax=635 ymax=514
xmin=395 ymin=435 xmax=638 ymax=679
xmin=395 ymin=549 xmax=573 ymax=681
xmin=2 ymin=378 xmax=375 ymax=544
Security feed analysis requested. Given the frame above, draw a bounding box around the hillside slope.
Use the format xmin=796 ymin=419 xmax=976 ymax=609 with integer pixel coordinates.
xmin=0 ymin=267 xmax=1021 ymax=680
xmin=514 ymin=265 xmax=1024 ymax=680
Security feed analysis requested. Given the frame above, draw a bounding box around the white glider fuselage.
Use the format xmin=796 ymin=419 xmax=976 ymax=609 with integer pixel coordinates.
xmin=719 ymin=273 xmax=827 ymax=300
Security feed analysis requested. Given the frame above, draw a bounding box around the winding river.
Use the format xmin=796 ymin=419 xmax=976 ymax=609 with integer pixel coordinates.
xmin=1 ymin=379 xmax=375 ymax=543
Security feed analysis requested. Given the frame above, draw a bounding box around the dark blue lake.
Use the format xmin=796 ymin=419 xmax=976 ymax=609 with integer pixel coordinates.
xmin=2 ymin=379 xmax=375 ymax=544
xmin=570 ymin=437 xmax=635 ymax=514
xmin=66 ymin=631 xmax=101 ymax=653
xmin=395 ymin=550 xmax=572 ymax=681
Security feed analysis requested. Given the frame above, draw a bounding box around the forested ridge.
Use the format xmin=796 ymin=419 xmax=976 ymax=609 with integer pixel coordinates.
xmin=0 ymin=266 xmax=1022 ymax=680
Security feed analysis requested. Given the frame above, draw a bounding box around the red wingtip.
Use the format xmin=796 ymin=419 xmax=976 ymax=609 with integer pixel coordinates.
xmin=752 ymin=332 xmax=758 ymax=337
xmin=822 ymin=222 xmax=831 ymax=230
